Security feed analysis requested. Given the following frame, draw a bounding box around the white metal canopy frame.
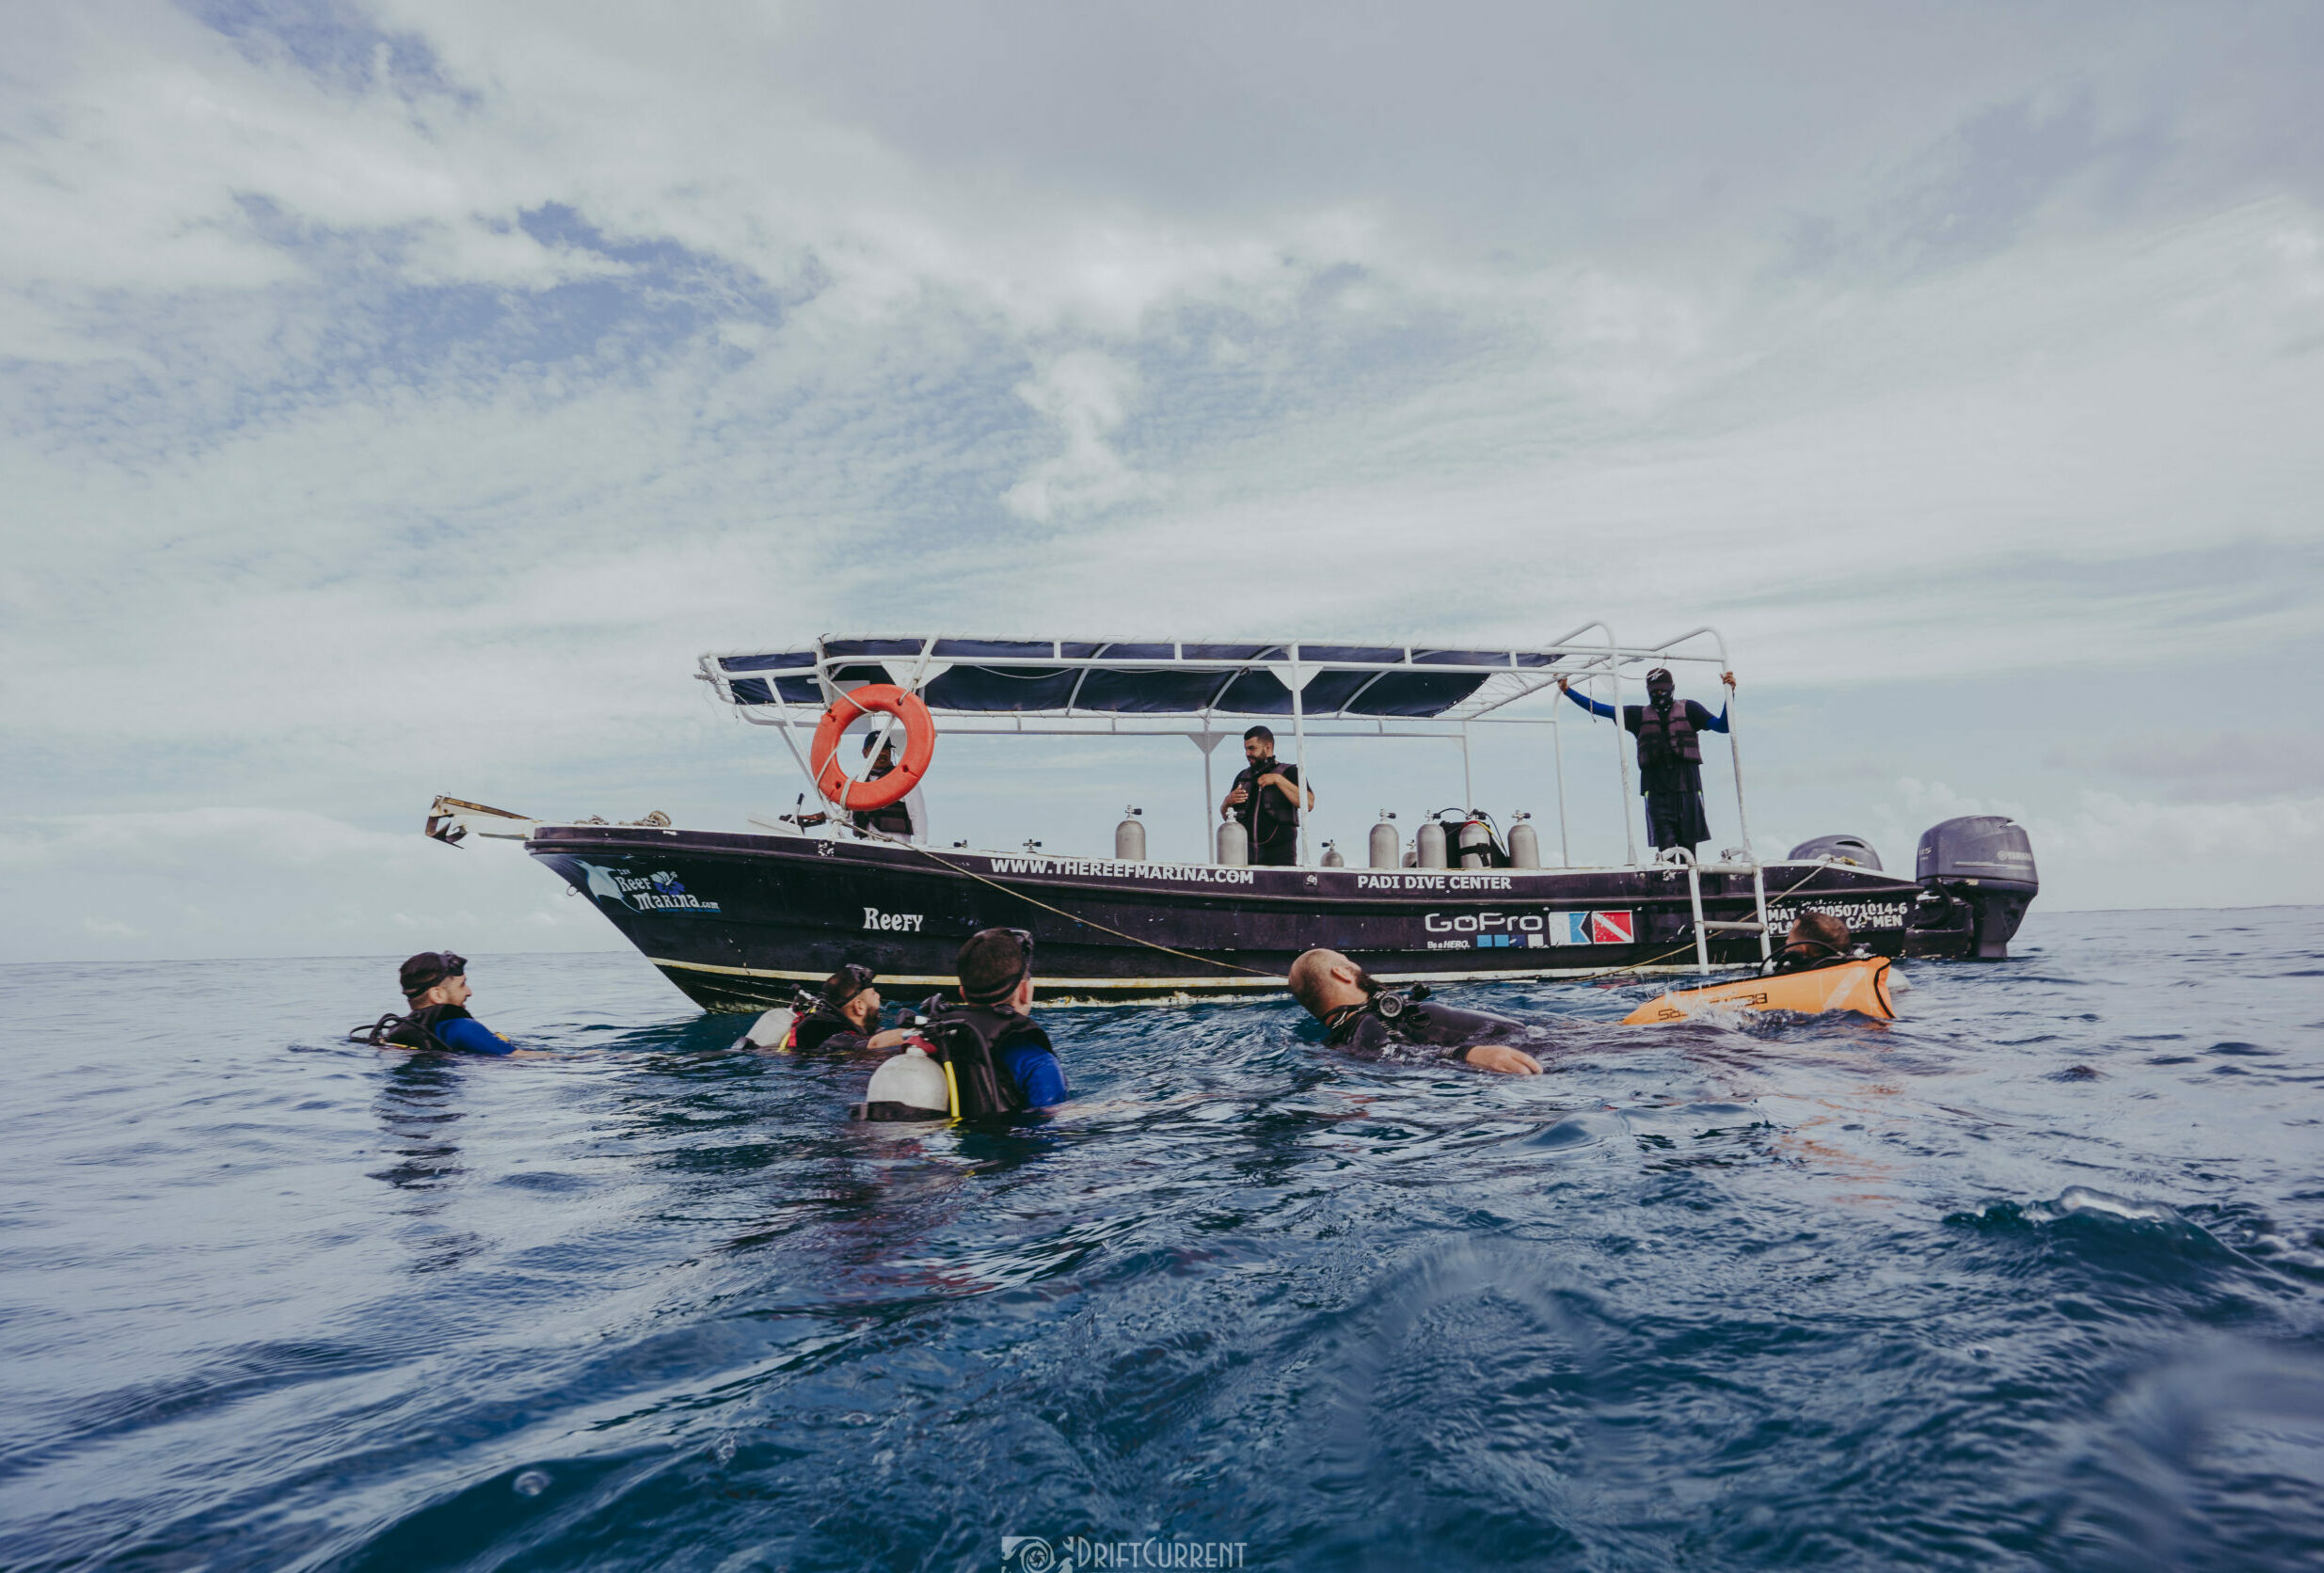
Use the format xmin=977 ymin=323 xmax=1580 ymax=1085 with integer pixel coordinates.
xmin=695 ymin=626 xmax=1757 ymax=882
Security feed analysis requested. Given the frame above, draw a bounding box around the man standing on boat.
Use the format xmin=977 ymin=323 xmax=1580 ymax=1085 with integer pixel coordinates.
xmin=1557 ymin=667 xmax=1733 ymax=857
xmin=1221 ymin=724 xmax=1314 ymax=866
xmin=801 ymin=732 xmax=928 ymax=842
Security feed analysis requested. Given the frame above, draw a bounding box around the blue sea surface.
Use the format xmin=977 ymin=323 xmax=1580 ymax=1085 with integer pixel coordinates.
xmin=3 ymin=908 xmax=2321 ymax=1571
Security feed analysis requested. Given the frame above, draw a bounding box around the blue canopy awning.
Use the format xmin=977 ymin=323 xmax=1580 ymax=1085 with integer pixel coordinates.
xmin=702 ymin=636 xmax=1584 ymax=722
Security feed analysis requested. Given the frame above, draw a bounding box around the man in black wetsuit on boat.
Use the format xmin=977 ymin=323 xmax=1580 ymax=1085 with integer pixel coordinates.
xmin=1287 ymin=949 xmax=1545 ymax=1074
xmin=1221 ymin=725 xmax=1313 ymax=866
xmin=1558 ymin=667 xmax=1733 ymax=857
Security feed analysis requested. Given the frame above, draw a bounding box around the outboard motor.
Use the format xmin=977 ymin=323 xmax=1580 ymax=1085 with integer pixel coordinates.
xmin=1115 ymin=806 xmax=1146 ymax=861
xmin=1369 ymin=812 xmax=1401 ymax=870
xmin=1787 ymin=834 xmax=1883 ymax=870
xmin=1507 ymin=813 xmax=1542 ymax=869
xmin=1916 ymin=816 xmax=2038 ymax=959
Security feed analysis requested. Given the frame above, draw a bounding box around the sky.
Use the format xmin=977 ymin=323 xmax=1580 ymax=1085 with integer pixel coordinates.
xmin=2 ymin=0 xmax=2319 ymax=963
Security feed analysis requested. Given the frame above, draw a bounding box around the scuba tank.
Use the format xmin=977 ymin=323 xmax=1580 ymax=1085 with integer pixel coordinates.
xmin=1321 ymin=840 xmax=1345 ymax=867
xmin=852 ymin=1043 xmax=952 ymax=1120
xmin=1507 ymin=813 xmax=1541 ymax=869
xmin=1457 ymin=816 xmax=1491 ymax=869
xmin=1217 ymin=818 xmax=1249 ymax=866
xmin=1369 ymin=812 xmax=1400 ymax=870
xmin=852 ymin=996 xmax=1046 ymax=1121
xmin=1414 ymin=821 xmax=1447 ymax=868
xmin=1115 ymin=806 xmax=1146 ymax=861
xmin=734 ymin=988 xmax=816 ymax=1052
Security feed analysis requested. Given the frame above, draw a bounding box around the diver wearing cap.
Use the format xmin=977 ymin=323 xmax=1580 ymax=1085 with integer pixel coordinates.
xmin=1767 ymin=912 xmax=1854 ymax=975
xmin=852 ymin=928 xmax=1068 ymax=1120
xmin=1557 ymin=667 xmax=1734 ymax=856
xmin=350 ymin=952 xmax=526 ymax=1056
xmin=792 ymin=963 xmax=916 ymax=1054
xmin=1287 ymin=948 xmax=1545 ymax=1074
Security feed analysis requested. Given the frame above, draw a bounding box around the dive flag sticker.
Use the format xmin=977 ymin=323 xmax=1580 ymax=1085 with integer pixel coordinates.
xmin=1551 ymin=912 xmax=1592 ymax=945
xmin=1589 ymin=910 xmax=1634 ymax=945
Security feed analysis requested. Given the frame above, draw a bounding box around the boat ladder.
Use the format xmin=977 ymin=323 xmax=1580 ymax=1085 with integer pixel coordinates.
xmin=1673 ymin=855 xmax=1773 ymax=975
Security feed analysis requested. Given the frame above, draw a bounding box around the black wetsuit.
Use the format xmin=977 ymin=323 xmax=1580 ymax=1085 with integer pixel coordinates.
xmin=1229 ymin=759 xmax=1304 ymax=866
xmin=794 ymin=1004 xmax=873 ymax=1054
xmin=1322 ymin=994 xmax=1536 ymax=1066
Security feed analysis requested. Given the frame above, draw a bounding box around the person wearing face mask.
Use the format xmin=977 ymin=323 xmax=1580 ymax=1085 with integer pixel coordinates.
xmin=1557 ymin=666 xmax=1734 ymax=857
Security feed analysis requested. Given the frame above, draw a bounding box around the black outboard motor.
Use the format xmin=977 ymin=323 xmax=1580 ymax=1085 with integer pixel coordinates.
xmin=1916 ymin=816 xmax=2038 ymax=959
xmin=1786 ymin=834 xmax=1883 ymax=870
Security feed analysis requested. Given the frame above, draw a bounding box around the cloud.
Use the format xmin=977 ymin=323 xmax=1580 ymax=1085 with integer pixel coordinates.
xmin=1 ymin=1 xmax=2321 ymax=953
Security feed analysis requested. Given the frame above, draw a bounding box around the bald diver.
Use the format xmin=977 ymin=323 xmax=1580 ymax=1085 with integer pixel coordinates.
xmin=1287 ymin=948 xmax=1546 ymax=1074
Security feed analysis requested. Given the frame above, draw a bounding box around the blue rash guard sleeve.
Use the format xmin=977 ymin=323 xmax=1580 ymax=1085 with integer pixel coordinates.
xmin=997 ymin=1041 xmax=1068 ymax=1108
xmin=1560 ymin=687 xmax=1728 ymax=732
xmin=437 ymin=1017 xmax=516 ymax=1056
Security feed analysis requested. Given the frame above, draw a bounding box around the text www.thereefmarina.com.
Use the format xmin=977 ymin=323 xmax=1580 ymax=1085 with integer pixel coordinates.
xmin=985 ymin=857 xmax=1257 ymax=884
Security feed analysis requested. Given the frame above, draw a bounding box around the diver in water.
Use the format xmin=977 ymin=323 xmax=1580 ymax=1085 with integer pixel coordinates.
xmin=1557 ymin=667 xmax=1733 ymax=857
xmin=852 ymin=928 xmax=1068 ymax=1120
xmin=1768 ymin=912 xmax=1854 ymax=974
xmin=793 ymin=963 xmax=916 ymax=1053
xmin=1286 ymin=948 xmax=1545 ymax=1074
xmin=351 ymin=952 xmax=535 ymax=1056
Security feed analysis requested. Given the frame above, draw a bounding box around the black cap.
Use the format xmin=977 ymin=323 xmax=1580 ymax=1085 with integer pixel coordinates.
xmin=400 ymin=951 xmax=467 ymax=997
xmin=1645 ymin=667 xmax=1674 ymax=690
xmin=862 ymin=730 xmax=896 ymax=757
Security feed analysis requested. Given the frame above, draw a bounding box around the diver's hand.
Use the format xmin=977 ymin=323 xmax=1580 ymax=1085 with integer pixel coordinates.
xmin=1722 ymin=671 xmax=1736 ymax=689
xmin=867 ymin=1027 xmax=913 ymax=1050
xmin=1464 ymin=1044 xmax=1543 ymax=1074
xmin=1224 ymin=786 xmax=1250 ymax=807
xmin=1556 ymin=676 xmax=1570 ymax=692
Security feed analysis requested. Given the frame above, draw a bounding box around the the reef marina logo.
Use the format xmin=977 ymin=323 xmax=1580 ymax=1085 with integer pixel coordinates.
xmin=574 ymin=861 xmax=721 ymax=914
xmin=1002 ymin=1535 xmax=1247 ymax=1571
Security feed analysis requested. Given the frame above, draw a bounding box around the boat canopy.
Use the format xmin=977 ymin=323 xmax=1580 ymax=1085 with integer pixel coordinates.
xmin=699 ymin=630 xmax=1731 ymax=729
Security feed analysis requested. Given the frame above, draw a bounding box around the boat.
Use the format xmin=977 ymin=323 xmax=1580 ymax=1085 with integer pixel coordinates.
xmin=425 ymin=628 xmax=2039 ymax=1009
xmin=1621 ymin=957 xmax=1898 ymax=1024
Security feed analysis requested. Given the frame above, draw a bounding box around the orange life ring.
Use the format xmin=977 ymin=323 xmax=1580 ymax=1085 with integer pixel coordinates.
xmin=809 ymin=685 xmax=935 ymax=811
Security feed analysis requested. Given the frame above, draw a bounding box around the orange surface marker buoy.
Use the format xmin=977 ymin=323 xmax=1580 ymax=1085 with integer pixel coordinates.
xmin=1622 ymin=957 xmax=1897 ymax=1025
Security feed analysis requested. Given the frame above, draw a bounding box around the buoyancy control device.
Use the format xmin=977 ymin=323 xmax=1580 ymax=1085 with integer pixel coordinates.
xmin=349 ymin=1002 xmax=473 ymax=1052
xmin=851 ymin=999 xmax=1046 ymax=1120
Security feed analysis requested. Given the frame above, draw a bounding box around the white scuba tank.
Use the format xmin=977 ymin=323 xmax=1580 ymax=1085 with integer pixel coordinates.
xmin=1508 ymin=814 xmax=1542 ymax=869
xmin=1415 ymin=821 xmax=1447 ymax=868
xmin=1115 ymin=806 xmax=1147 ymax=861
xmin=1369 ymin=813 xmax=1400 ymax=869
xmin=1457 ymin=818 xmax=1491 ymax=868
xmin=737 ymin=1006 xmax=798 ymax=1051
xmin=1217 ymin=818 xmax=1250 ymax=866
xmin=862 ymin=1044 xmax=951 ymax=1119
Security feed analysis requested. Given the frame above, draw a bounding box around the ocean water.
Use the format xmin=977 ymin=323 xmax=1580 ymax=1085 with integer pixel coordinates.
xmin=2 ymin=907 xmax=2320 ymax=1572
